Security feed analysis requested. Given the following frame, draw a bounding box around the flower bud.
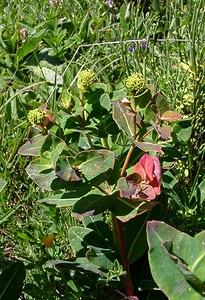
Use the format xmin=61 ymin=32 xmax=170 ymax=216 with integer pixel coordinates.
xmin=125 ymin=73 xmax=147 ymax=94
xmin=77 ymin=69 xmax=95 ymax=91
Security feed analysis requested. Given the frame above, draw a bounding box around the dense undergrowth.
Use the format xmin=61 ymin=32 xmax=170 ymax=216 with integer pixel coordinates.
xmin=0 ymin=0 xmax=204 ymax=299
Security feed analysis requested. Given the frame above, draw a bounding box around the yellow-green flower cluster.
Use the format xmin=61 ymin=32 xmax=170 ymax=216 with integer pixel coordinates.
xmin=77 ymin=69 xmax=95 ymax=91
xmin=27 ymin=108 xmax=47 ymax=125
xmin=176 ymin=94 xmax=194 ymax=117
xmin=125 ymin=73 xmax=147 ymax=94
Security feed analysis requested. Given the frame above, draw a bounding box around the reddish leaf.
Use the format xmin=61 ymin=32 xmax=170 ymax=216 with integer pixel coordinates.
xmin=157 ymin=124 xmax=172 ymax=139
xmin=135 ymin=141 xmax=163 ymax=154
xmin=150 ymin=120 xmax=172 ymax=139
xmin=161 ymin=111 xmax=182 ymax=122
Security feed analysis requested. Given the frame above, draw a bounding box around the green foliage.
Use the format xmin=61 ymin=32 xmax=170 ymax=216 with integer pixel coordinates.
xmin=0 ymin=0 xmax=204 ymax=299
xmin=0 ymin=179 xmax=6 ymax=193
xmin=147 ymin=221 xmax=205 ymax=299
xmin=0 ymin=260 xmax=26 ymax=300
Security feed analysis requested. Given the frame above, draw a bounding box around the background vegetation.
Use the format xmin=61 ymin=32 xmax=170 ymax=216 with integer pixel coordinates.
xmin=0 ymin=0 xmax=204 ymax=299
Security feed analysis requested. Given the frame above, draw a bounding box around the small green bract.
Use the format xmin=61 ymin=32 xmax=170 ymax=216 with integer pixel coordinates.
xmin=77 ymin=69 xmax=95 ymax=91
xmin=125 ymin=73 xmax=147 ymax=93
xmin=27 ymin=108 xmax=47 ymax=125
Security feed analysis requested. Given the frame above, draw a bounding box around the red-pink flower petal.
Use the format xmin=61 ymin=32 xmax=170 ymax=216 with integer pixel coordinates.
xmin=133 ymin=161 xmax=146 ymax=180
xmin=150 ymin=177 xmax=161 ymax=196
xmin=140 ymin=154 xmax=154 ymax=181
xmin=131 ymin=185 xmax=156 ymax=200
xmin=153 ymin=156 xmax=162 ymax=183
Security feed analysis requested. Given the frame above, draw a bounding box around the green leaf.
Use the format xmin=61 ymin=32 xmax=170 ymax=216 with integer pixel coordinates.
xmin=162 ymin=241 xmax=205 ymax=293
xmin=162 ymin=143 xmax=182 ymax=159
xmin=75 ymin=150 xmax=115 ymax=181
xmin=69 ymin=227 xmax=94 ymax=256
xmin=84 ymin=86 xmax=105 ymax=104
xmin=69 ymin=226 xmax=110 ymax=256
xmin=162 ymin=171 xmax=189 ymax=208
xmin=14 ymin=30 xmax=45 ymax=66
xmin=147 ymin=221 xmax=205 ymax=300
xmin=72 ymin=190 xmax=117 ymax=217
xmin=125 ymin=212 xmax=150 ymax=264
xmin=0 ymin=178 xmax=6 ymax=192
xmin=26 ymin=156 xmax=79 ymax=191
xmin=172 ymin=119 xmax=192 ymax=142
xmin=119 ymin=3 xmax=130 ymax=30
xmin=97 ymin=150 xmax=115 ymax=172
xmin=87 ymin=246 xmax=116 ymax=270
xmin=55 ymin=156 xmax=81 ymax=182
xmin=39 ymin=183 xmax=91 ymax=207
xmin=64 ymin=128 xmax=91 ymax=135
xmin=153 ymin=92 xmax=170 ymax=115
xmin=61 ymin=89 xmax=72 ymax=108
xmin=99 ymin=93 xmax=111 ymax=111
xmin=144 ymin=106 xmax=156 ymax=123
xmin=112 ymin=99 xmax=135 ymax=139
xmin=111 ymin=197 xmax=157 ymax=222
xmin=23 ymin=284 xmax=43 ymax=299
xmin=82 ymin=215 xmax=113 ymax=244
xmin=26 ymin=157 xmax=55 ymax=191
xmin=41 ymin=134 xmax=67 ymax=159
xmin=0 ymin=261 xmax=25 ymax=300
xmin=18 ymin=134 xmax=47 ymax=156
xmin=28 ymin=66 xmax=63 ymax=85
xmin=137 ymin=89 xmax=151 ymax=109
xmin=124 ymin=205 xmax=164 ymax=264
xmin=111 ymin=89 xmax=127 ymax=100
xmin=190 ymin=178 xmax=205 ymax=206
xmin=48 ymin=258 xmax=106 ymax=276
xmin=75 ymin=150 xmax=104 ymax=175
xmin=0 ymin=203 xmax=21 ymax=225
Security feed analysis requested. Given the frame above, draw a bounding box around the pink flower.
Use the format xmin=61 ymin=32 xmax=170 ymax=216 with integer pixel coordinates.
xmin=119 ymin=154 xmax=161 ymax=201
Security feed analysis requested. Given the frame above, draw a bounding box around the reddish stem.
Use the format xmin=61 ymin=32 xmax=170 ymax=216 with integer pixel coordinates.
xmin=138 ymin=127 xmax=154 ymax=142
xmin=120 ymin=143 xmax=135 ymax=177
xmin=113 ymin=215 xmax=134 ymax=296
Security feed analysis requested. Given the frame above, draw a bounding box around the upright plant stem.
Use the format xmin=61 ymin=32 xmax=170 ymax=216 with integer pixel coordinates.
xmin=112 ymin=99 xmax=138 ymax=296
xmin=80 ymin=91 xmax=86 ymax=126
xmin=112 ymin=215 xmax=134 ymax=296
xmin=120 ymin=143 xmax=135 ymax=177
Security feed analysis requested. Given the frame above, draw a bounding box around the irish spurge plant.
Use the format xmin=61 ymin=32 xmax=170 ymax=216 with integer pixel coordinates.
xmin=18 ymin=68 xmax=203 ymax=299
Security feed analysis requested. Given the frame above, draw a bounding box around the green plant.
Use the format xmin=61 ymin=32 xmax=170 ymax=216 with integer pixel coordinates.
xmin=18 ymin=68 xmax=186 ymax=298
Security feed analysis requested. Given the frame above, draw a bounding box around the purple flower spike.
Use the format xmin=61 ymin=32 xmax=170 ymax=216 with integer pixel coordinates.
xmin=141 ymin=39 xmax=147 ymax=49
xmin=128 ymin=45 xmax=134 ymax=52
